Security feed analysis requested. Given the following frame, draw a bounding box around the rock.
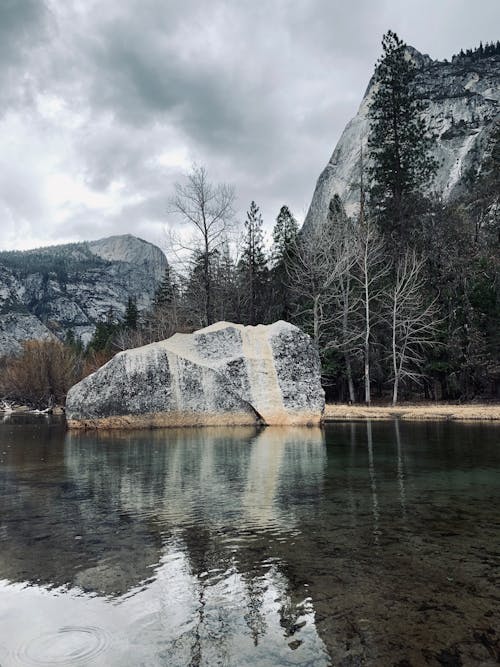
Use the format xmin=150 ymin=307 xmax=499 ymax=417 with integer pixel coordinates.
xmin=303 ymin=49 xmax=500 ymax=233
xmin=0 ymin=234 xmax=168 ymax=356
xmin=0 ymin=313 xmax=55 ymax=357
xmin=66 ymin=321 xmax=324 ymax=429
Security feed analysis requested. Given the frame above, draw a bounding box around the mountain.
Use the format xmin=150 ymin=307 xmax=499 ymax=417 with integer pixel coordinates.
xmin=303 ymin=48 xmax=500 ymax=232
xmin=0 ymin=234 xmax=167 ymax=356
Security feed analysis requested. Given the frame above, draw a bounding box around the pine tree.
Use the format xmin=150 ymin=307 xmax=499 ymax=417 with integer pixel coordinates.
xmin=124 ymin=296 xmax=139 ymax=330
xmin=213 ymin=242 xmax=239 ymax=322
xmin=368 ymin=30 xmax=437 ymax=246
xmin=238 ymin=201 xmax=269 ymax=325
xmin=270 ymin=205 xmax=299 ymax=320
xmin=271 ymin=205 xmax=299 ymax=266
xmin=154 ymin=265 xmax=176 ymax=309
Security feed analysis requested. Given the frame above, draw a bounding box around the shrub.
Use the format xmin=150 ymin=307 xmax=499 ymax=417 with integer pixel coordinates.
xmin=0 ymin=340 xmax=83 ymax=408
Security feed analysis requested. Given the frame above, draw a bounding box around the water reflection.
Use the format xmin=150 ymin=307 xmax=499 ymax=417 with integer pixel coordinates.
xmin=394 ymin=419 xmax=408 ymax=523
xmin=0 ymin=424 xmax=330 ymax=666
xmin=1 ymin=419 xmax=500 ymax=666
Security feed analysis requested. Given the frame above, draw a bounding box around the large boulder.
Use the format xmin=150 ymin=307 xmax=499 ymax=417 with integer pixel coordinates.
xmin=66 ymin=321 xmax=325 ymax=429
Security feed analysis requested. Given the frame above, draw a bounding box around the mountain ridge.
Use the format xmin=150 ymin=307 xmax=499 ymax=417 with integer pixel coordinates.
xmin=0 ymin=234 xmax=167 ymax=356
xmin=303 ymin=47 xmax=500 ymax=232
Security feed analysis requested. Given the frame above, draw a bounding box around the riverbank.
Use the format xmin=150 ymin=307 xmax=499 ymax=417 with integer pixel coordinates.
xmin=324 ymin=403 xmax=500 ymax=421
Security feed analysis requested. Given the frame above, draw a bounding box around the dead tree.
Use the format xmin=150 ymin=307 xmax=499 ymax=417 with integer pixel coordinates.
xmin=287 ymin=221 xmax=355 ymax=352
xmin=385 ymin=249 xmax=440 ymax=405
xmin=171 ymin=165 xmax=235 ymax=326
xmin=354 ymin=219 xmax=389 ymax=406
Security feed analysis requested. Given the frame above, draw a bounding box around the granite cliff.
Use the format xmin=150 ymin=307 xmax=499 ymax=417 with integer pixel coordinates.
xmin=303 ymin=48 xmax=500 ymax=231
xmin=0 ymin=234 xmax=167 ymax=356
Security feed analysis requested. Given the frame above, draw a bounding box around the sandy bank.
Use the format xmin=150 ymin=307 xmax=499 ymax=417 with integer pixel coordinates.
xmin=324 ymin=403 xmax=500 ymax=422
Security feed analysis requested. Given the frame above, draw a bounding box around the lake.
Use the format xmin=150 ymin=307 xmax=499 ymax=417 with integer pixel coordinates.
xmin=0 ymin=416 xmax=499 ymax=666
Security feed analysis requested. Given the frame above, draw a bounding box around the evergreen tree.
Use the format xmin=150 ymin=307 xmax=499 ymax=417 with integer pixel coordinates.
xmin=271 ymin=205 xmax=299 ymax=266
xmin=213 ymin=242 xmax=240 ymax=322
xmin=124 ymin=296 xmax=139 ymax=330
xmin=183 ymin=250 xmax=212 ymax=328
xmin=270 ymin=205 xmax=299 ymax=320
xmin=238 ymin=201 xmax=269 ymax=325
xmin=88 ymin=321 xmax=119 ymax=353
xmin=368 ymin=30 xmax=437 ymax=246
xmin=154 ymin=265 xmax=176 ymax=309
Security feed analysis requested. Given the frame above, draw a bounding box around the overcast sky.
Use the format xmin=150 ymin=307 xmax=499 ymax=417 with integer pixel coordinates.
xmin=1 ymin=0 xmax=499 ymax=251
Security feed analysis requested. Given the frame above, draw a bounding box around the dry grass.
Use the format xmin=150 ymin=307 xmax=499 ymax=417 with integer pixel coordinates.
xmin=0 ymin=340 xmax=82 ymax=408
xmin=324 ymin=403 xmax=500 ymax=422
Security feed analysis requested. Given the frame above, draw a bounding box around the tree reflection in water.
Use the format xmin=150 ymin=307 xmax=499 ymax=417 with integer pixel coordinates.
xmin=1 ymin=418 xmax=500 ymax=665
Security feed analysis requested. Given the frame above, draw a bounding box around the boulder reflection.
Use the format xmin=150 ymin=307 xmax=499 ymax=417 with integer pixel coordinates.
xmin=2 ymin=419 xmax=500 ymax=665
xmin=0 ymin=424 xmax=330 ymax=666
xmin=0 ymin=422 xmax=327 ymax=597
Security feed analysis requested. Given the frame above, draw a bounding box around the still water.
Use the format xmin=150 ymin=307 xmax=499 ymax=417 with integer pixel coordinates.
xmin=0 ymin=416 xmax=499 ymax=666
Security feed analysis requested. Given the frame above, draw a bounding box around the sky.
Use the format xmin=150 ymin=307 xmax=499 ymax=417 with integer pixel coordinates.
xmin=0 ymin=0 xmax=499 ymax=252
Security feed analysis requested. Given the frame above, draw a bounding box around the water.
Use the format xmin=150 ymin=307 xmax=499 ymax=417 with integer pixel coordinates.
xmin=0 ymin=416 xmax=499 ymax=666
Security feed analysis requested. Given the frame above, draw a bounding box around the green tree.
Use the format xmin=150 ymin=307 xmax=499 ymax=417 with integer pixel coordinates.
xmin=270 ymin=205 xmax=299 ymax=321
xmin=124 ymin=296 xmax=139 ymax=330
xmin=87 ymin=321 xmax=119 ymax=353
xmin=213 ymin=242 xmax=240 ymax=322
xmin=368 ymin=30 xmax=437 ymax=245
xmin=154 ymin=266 xmax=176 ymax=309
xmin=238 ymin=201 xmax=269 ymax=325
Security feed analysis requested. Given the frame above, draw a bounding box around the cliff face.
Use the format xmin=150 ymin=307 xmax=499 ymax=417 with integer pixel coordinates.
xmin=303 ymin=50 xmax=500 ymax=232
xmin=0 ymin=234 xmax=167 ymax=356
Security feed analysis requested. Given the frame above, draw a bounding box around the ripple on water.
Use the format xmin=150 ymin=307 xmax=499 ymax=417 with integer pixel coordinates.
xmin=16 ymin=626 xmax=109 ymax=666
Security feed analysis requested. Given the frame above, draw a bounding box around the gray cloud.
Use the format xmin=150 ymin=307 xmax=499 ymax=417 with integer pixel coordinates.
xmin=0 ymin=0 xmax=499 ymax=250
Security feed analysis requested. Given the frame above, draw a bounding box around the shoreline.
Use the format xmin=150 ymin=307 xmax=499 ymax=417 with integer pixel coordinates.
xmin=1 ymin=403 xmax=500 ymax=424
xmin=324 ymin=403 xmax=500 ymax=422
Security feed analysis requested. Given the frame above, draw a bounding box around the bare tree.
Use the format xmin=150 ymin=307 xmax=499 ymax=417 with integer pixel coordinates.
xmin=385 ymin=249 xmax=440 ymax=405
xmin=171 ymin=165 xmax=235 ymax=326
xmin=354 ymin=218 xmax=390 ymax=406
xmin=287 ymin=220 xmax=354 ymax=351
xmin=330 ymin=217 xmax=363 ymax=403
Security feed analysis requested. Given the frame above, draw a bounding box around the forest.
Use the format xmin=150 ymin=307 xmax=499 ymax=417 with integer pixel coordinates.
xmin=1 ymin=32 xmax=498 ymax=407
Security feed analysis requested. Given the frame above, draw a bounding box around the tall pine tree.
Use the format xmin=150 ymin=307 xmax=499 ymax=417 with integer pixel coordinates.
xmin=238 ymin=201 xmax=269 ymax=325
xmin=368 ymin=30 xmax=437 ymax=246
xmin=124 ymin=296 xmax=139 ymax=330
xmin=154 ymin=265 xmax=176 ymax=309
xmin=270 ymin=205 xmax=299 ymax=320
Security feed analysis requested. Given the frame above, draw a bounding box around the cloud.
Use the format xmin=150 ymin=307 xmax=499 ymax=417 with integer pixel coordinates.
xmin=0 ymin=0 xmax=499 ymax=250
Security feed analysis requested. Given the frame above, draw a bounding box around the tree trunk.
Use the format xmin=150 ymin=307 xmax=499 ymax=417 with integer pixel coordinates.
xmin=392 ymin=375 xmax=399 ymax=406
xmin=363 ymin=249 xmax=371 ymax=406
xmin=345 ymin=352 xmax=356 ymax=403
xmin=203 ymin=232 xmax=212 ymax=326
xmin=313 ymin=295 xmax=320 ymax=347
xmin=342 ymin=275 xmax=356 ymax=403
xmin=392 ymin=296 xmax=398 ymax=406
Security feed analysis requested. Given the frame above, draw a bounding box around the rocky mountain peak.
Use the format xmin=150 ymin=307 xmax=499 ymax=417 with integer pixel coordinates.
xmin=0 ymin=234 xmax=168 ymax=356
xmin=303 ymin=47 xmax=500 ymax=232
xmin=88 ymin=235 xmax=166 ymax=283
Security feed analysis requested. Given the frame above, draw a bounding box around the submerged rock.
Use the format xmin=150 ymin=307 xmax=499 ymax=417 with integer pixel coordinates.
xmin=66 ymin=321 xmax=324 ymax=429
